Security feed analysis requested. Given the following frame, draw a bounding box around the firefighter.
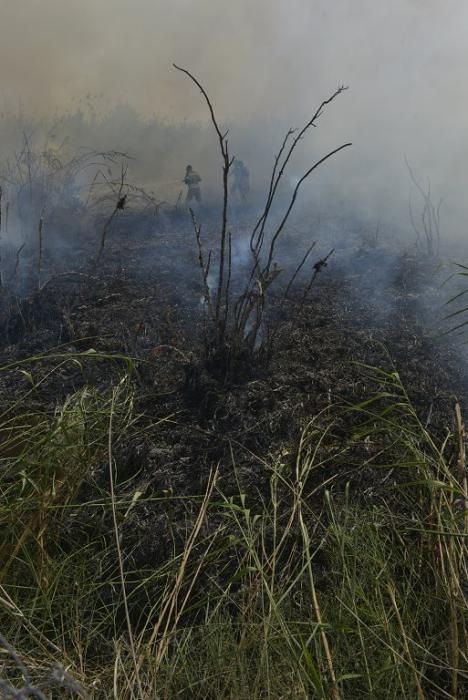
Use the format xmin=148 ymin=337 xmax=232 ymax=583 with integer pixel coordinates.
xmin=183 ymin=165 xmax=202 ymax=203
xmin=231 ymin=159 xmax=250 ymax=201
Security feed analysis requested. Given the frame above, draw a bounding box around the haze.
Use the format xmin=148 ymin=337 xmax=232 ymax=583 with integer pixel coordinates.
xmin=1 ymin=0 xmax=467 ymax=237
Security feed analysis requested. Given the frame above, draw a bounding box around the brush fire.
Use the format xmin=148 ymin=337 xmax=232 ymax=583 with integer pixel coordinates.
xmin=0 ymin=3 xmax=467 ymax=699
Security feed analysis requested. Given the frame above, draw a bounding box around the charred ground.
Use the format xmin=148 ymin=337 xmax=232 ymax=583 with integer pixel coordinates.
xmin=0 ymin=208 xmax=465 ymax=550
xmin=1 ymin=199 xmax=468 ymax=698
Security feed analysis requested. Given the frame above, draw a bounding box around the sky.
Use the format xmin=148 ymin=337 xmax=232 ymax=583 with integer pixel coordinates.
xmin=0 ymin=0 xmax=467 ymax=236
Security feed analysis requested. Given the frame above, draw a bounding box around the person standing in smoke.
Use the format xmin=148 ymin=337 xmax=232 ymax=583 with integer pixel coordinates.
xmin=17 ymin=181 xmax=48 ymax=240
xmin=231 ymin=159 xmax=250 ymax=201
xmin=183 ymin=165 xmax=202 ymax=203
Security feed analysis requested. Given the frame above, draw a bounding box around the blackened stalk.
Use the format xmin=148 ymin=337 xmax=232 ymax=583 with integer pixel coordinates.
xmin=224 ymin=230 xmax=232 ymax=325
xmin=300 ymin=248 xmax=335 ymax=306
xmin=249 ymin=129 xmax=295 ymax=254
xmin=95 ymin=164 xmax=127 ymax=266
xmin=263 ymin=145 xmax=351 ymax=275
xmin=0 ymin=185 xmax=3 ymax=288
xmin=252 ymin=86 xmax=348 ymax=259
xmin=173 ymin=64 xmax=234 ymax=335
xmin=14 ymin=243 xmax=25 ymax=279
xmin=284 ymin=242 xmax=316 ymax=299
xmin=190 ymin=207 xmax=214 ymax=319
xmin=37 ymin=211 xmax=44 ymax=290
xmin=239 ymin=86 xmax=351 ymax=329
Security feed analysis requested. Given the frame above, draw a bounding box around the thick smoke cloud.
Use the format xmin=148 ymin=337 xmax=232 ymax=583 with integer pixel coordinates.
xmin=1 ymin=0 xmax=467 ymax=241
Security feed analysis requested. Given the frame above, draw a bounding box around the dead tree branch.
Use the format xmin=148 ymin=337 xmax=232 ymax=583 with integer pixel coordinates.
xmin=263 ymin=143 xmax=351 ymax=275
xmin=37 ymin=209 xmax=44 ymax=290
xmin=190 ymin=207 xmax=214 ymax=319
xmin=300 ymin=248 xmax=335 ymax=306
xmin=175 ymin=65 xmax=350 ymax=380
xmin=236 ymin=87 xmax=351 ymax=337
xmin=173 ymin=64 xmax=234 ymax=334
xmin=285 ymin=242 xmax=317 ymax=299
xmin=95 ymin=163 xmax=128 ymax=266
xmin=251 ymin=86 xmax=349 ymax=257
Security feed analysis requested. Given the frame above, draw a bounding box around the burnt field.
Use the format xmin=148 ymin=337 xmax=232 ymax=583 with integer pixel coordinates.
xmin=2 ymin=2 xmax=468 ymax=696
xmin=1 ymin=200 xmax=467 ymax=699
xmin=0 ymin=209 xmax=464 ymax=502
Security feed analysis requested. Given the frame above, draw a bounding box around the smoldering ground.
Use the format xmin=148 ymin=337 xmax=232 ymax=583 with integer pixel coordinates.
xmin=0 ymin=0 xmax=467 ymax=352
xmin=2 ymin=8 xmax=468 ymax=697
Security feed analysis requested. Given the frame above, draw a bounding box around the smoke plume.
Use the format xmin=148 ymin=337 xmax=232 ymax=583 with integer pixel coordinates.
xmin=0 ymin=0 xmax=467 ymax=241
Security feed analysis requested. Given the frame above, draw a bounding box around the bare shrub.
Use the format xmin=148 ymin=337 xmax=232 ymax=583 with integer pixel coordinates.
xmin=174 ymin=64 xmax=351 ymax=381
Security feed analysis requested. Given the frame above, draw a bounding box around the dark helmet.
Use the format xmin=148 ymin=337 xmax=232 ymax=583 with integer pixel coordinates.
xmin=186 ymin=165 xmax=192 ymax=172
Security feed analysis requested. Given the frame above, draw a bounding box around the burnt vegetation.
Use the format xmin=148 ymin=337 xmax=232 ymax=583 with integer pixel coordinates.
xmin=173 ymin=64 xmax=351 ymax=383
xmin=0 ymin=71 xmax=467 ymax=699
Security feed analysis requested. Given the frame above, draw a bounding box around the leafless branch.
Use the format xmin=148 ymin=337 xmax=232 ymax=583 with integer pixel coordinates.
xmin=13 ymin=242 xmax=25 ymax=279
xmin=300 ymin=248 xmax=335 ymax=306
xmin=190 ymin=207 xmax=214 ymax=318
xmin=252 ymin=86 xmax=349 ymax=258
xmin=95 ymin=163 xmax=128 ymax=265
xmin=37 ymin=209 xmax=45 ymax=290
xmin=173 ymin=64 xmax=233 ymax=331
xmin=285 ymin=241 xmax=317 ymax=298
xmin=263 ymin=143 xmax=351 ymax=275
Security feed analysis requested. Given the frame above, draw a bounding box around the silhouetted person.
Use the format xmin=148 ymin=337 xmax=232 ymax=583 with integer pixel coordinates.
xmin=231 ymin=160 xmax=250 ymax=201
xmin=184 ymin=165 xmax=202 ymax=203
xmin=17 ymin=182 xmax=47 ymax=237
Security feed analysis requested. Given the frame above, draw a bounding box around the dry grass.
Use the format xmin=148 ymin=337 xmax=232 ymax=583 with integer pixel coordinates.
xmin=0 ymin=361 xmax=466 ymax=698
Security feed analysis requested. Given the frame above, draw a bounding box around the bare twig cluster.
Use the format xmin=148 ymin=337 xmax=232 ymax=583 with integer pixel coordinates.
xmin=90 ymin=161 xmax=168 ymax=269
xmin=95 ymin=162 xmax=128 ymax=265
xmin=175 ymin=65 xmax=351 ymax=380
xmin=0 ymin=130 xmax=129 ymax=225
xmin=0 ymin=131 xmax=134 ymax=289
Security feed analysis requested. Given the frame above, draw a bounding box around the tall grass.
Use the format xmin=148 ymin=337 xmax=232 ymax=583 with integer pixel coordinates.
xmin=0 ymin=363 xmax=466 ymax=698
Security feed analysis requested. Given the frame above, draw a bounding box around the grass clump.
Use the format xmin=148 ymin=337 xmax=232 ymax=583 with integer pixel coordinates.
xmin=0 ymin=362 xmax=466 ymax=698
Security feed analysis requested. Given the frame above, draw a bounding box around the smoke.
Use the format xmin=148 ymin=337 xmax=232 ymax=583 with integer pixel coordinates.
xmin=1 ymin=0 xmax=467 ymax=243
